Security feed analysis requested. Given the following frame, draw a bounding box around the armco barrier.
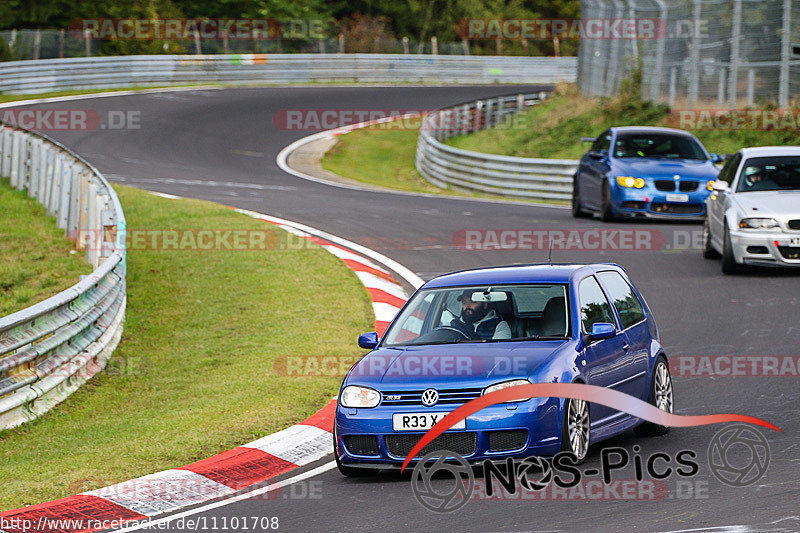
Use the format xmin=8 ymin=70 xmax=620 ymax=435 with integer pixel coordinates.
xmin=415 ymin=93 xmax=580 ymax=202
xmin=0 ymin=123 xmax=126 ymax=429
xmin=0 ymin=54 xmax=577 ymax=94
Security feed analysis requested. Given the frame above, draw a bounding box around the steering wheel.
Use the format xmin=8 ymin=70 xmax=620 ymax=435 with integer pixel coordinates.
xmin=432 ymin=325 xmax=473 ymax=340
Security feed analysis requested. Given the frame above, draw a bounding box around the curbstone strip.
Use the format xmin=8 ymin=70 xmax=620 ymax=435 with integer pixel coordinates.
xmin=0 ymin=208 xmax=410 ymax=533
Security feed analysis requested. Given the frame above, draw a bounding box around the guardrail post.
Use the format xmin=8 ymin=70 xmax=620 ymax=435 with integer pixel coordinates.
xmin=48 ymin=153 xmax=63 ymax=216
xmin=9 ymin=131 xmax=21 ymax=188
xmin=28 ymin=138 xmax=41 ymax=199
xmin=77 ymin=170 xmax=90 ymax=250
xmin=86 ymin=181 xmax=98 ymax=266
xmin=473 ymin=100 xmax=483 ymax=131
xmin=461 ymin=104 xmax=470 ymax=135
xmin=67 ymin=163 xmax=82 ymax=238
xmin=483 ymin=99 xmax=492 ymax=130
xmin=57 ymin=162 xmax=72 ymax=230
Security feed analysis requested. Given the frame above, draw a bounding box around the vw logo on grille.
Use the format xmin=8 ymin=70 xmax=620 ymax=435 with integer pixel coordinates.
xmin=421 ymin=389 xmax=439 ymax=407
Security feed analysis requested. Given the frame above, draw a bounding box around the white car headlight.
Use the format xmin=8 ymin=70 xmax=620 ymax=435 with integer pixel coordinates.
xmin=340 ymin=385 xmax=381 ymax=408
xmin=483 ymin=379 xmax=532 ymax=402
xmin=738 ymin=217 xmax=779 ymax=230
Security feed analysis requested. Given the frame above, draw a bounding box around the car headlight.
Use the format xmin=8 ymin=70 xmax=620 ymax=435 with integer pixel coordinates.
xmin=738 ymin=218 xmax=779 ymax=230
xmin=616 ymin=176 xmax=646 ymax=189
xmin=340 ymin=385 xmax=381 ymax=408
xmin=707 ymin=180 xmax=715 ymax=191
xmin=483 ymin=379 xmax=532 ymax=402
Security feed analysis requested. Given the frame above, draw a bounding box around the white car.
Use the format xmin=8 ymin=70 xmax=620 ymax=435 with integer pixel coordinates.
xmin=703 ymin=146 xmax=800 ymax=273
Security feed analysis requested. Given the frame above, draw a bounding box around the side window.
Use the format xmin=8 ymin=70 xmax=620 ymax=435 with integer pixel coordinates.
xmin=596 ymin=272 xmax=645 ymax=329
xmin=578 ymin=276 xmax=617 ymax=333
xmin=717 ymin=153 xmax=741 ymax=184
xmin=591 ymin=130 xmax=611 ymax=152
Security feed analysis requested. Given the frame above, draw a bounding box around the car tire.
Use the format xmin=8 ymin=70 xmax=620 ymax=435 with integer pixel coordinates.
xmin=634 ymin=356 xmax=673 ymax=437
xmin=600 ymin=180 xmax=615 ymax=222
xmin=334 ymin=426 xmax=379 ymax=478
xmin=560 ymin=396 xmax=590 ymax=463
xmin=572 ymin=176 xmax=589 ymax=218
xmin=702 ymin=218 xmax=721 ymax=259
xmin=721 ymin=223 xmax=741 ymax=274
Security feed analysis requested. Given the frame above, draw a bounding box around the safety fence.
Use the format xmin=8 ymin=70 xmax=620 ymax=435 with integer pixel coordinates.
xmin=415 ymin=93 xmax=579 ymax=202
xmin=577 ymin=0 xmax=800 ymax=107
xmin=0 ymin=54 xmax=577 ymax=94
xmin=0 ymin=124 xmax=126 ymax=429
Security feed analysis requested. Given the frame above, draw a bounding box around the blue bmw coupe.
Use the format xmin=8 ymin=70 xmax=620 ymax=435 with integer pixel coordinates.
xmin=573 ymin=126 xmax=721 ymax=221
xmin=334 ymin=263 xmax=674 ymax=476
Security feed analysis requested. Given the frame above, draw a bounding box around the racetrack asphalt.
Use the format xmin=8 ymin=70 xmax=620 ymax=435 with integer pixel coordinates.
xmin=11 ymin=85 xmax=800 ymax=532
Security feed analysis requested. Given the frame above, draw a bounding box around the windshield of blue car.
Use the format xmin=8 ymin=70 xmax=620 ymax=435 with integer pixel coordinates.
xmin=613 ymin=133 xmax=707 ymax=160
xmin=736 ymin=156 xmax=800 ymax=192
xmin=381 ymin=284 xmax=570 ymax=346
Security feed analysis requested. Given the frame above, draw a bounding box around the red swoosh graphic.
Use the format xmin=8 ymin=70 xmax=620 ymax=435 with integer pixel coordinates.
xmin=400 ymin=383 xmax=780 ymax=472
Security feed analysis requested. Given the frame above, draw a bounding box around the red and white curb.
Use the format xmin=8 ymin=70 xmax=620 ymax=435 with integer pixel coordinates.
xmin=0 ymin=208 xmax=418 ymax=533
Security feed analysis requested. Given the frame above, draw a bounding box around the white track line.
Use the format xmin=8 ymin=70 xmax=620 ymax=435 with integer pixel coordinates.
xmin=111 ymin=462 xmax=338 ymax=532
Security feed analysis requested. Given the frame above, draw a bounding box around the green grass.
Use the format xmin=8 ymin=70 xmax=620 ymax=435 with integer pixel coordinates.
xmin=446 ymin=83 xmax=800 ymax=159
xmin=0 ymin=185 xmax=373 ymax=510
xmin=321 ymin=120 xmax=568 ymax=204
xmin=0 ymin=178 xmax=91 ymax=316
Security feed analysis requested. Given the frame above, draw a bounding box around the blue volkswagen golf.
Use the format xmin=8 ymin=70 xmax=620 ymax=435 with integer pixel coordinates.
xmin=573 ymin=126 xmax=721 ymax=221
xmin=334 ymin=263 xmax=674 ymax=476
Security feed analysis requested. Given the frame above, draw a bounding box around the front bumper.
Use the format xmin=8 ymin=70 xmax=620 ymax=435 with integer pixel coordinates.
xmin=335 ymin=397 xmax=561 ymax=466
xmin=729 ymin=230 xmax=800 ymax=267
xmin=613 ymin=188 xmax=709 ymax=220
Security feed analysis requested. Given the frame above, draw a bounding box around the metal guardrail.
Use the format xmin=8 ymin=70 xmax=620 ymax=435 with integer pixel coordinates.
xmin=0 ymin=54 xmax=577 ymax=94
xmin=0 ymin=124 xmax=126 ymax=429
xmin=415 ymin=93 xmax=579 ymax=201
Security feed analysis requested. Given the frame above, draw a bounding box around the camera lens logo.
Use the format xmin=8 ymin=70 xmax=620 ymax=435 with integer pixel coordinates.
xmin=707 ymin=423 xmax=770 ymax=487
xmin=411 ymin=450 xmax=474 ymax=512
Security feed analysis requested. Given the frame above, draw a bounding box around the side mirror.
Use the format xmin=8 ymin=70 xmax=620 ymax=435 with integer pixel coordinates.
xmin=588 ymin=150 xmax=607 ymax=160
xmin=580 ymin=136 xmax=597 ymax=144
xmin=710 ymin=153 xmax=723 ymax=164
xmin=712 ymin=181 xmax=729 ymax=192
xmin=358 ymin=332 xmax=379 ymax=349
xmin=585 ymin=322 xmax=616 ymax=343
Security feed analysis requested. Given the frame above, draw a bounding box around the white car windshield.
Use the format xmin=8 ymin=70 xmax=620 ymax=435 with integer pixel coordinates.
xmin=737 ymin=156 xmax=800 ymax=192
xmin=382 ymin=284 xmax=570 ymax=346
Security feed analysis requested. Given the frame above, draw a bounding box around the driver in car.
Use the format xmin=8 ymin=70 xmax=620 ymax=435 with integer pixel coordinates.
xmin=450 ymin=289 xmax=512 ymax=340
xmin=742 ymin=166 xmax=774 ymax=191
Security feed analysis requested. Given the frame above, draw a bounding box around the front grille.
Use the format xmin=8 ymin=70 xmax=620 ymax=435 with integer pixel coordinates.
xmin=488 ymin=430 xmax=528 ymax=452
xmin=650 ymin=203 xmax=703 ymax=215
xmin=789 ymin=220 xmax=800 ymax=230
xmin=778 ymin=247 xmax=800 ymax=260
xmin=621 ymin=201 xmax=647 ymax=209
xmin=385 ymin=432 xmax=478 ymax=458
xmin=343 ymin=435 xmax=379 ymax=456
xmin=654 ymin=180 xmax=675 ymax=192
xmin=381 ymin=387 xmax=483 ymax=406
xmin=679 ymin=181 xmax=699 ymax=192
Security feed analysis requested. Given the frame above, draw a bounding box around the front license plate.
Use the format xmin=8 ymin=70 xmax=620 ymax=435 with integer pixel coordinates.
xmin=790 ymin=237 xmax=800 ymax=246
xmin=392 ymin=412 xmax=465 ymax=431
xmin=666 ymin=193 xmax=689 ymax=203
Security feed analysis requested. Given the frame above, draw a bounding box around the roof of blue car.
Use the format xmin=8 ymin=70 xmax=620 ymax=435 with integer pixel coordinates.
xmin=423 ymin=263 xmax=623 ymax=288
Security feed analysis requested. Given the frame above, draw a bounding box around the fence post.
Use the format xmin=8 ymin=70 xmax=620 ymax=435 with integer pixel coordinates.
xmin=650 ymin=0 xmax=668 ymax=102
xmin=687 ymin=0 xmax=702 ymax=108
xmin=431 ymin=36 xmax=438 ymax=55
xmin=746 ymin=69 xmax=755 ymax=107
xmin=727 ymin=0 xmax=742 ymax=108
xmin=84 ymin=29 xmax=91 ymax=57
xmin=717 ymin=68 xmax=726 ymax=107
xmin=778 ymin=0 xmax=791 ymax=107
xmin=669 ymin=67 xmax=677 ymax=107
xmin=9 ymin=131 xmax=20 ymax=188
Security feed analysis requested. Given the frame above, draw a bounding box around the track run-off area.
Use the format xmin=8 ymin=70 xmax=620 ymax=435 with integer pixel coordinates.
xmin=7 ymin=86 xmax=800 ymax=532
